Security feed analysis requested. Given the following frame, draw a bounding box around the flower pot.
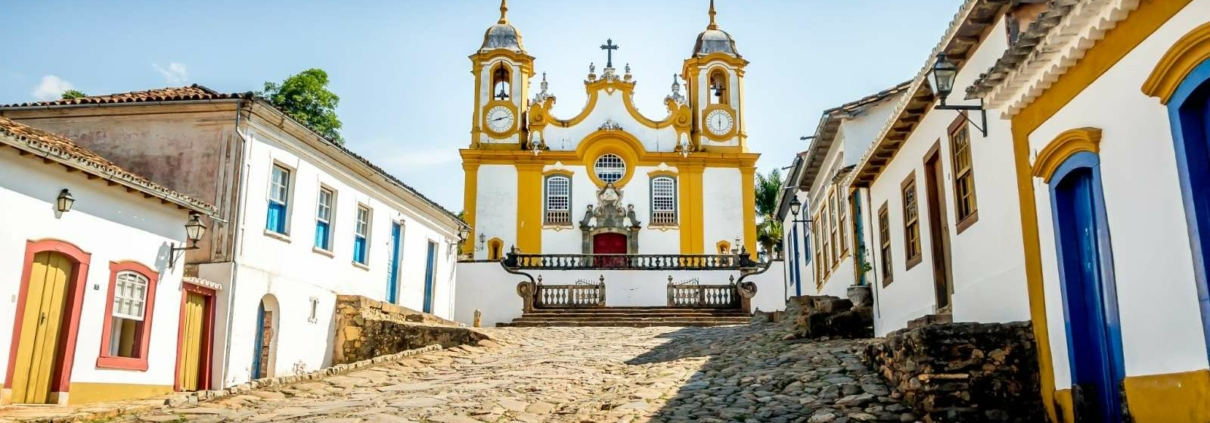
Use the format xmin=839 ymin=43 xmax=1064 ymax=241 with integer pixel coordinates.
xmin=847 ymin=285 xmax=873 ymax=309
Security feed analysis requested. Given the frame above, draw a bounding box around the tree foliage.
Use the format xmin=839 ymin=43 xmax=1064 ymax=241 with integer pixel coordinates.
xmin=262 ymin=69 xmax=344 ymax=144
xmin=60 ymin=89 xmax=87 ymax=100
xmin=755 ymin=168 xmax=784 ymax=260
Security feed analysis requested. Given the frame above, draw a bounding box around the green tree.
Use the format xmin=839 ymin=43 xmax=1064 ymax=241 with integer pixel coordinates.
xmin=60 ymin=89 xmax=87 ymax=100
xmin=262 ymin=69 xmax=344 ymax=144
xmin=755 ymin=168 xmax=784 ymax=260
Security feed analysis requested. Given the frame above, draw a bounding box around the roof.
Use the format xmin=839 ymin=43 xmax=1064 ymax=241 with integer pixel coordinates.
xmin=0 ymin=116 xmax=216 ymax=214
xmin=774 ymin=153 xmax=806 ymax=221
xmin=2 ymin=85 xmax=466 ymax=229
xmin=965 ymin=0 xmax=1136 ymax=115
xmin=848 ymin=0 xmax=1012 ymax=187
xmin=796 ymin=81 xmax=912 ymax=190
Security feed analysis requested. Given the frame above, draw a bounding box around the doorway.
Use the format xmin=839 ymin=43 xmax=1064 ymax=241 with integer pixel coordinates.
xmin=250 ymin=295 xmax=278 ymax=380
xmin=423 ymin=241 xmax=437 ymax=314
xmin=1050 ymin=153 xmax=1124 ymax=423
xmin=1167 ymin=60 xmax=1210 ymax=362
xmin=593 ymin=232 xmax=628 ymax=267
xmin=8 ymin=252 xmax=74 ymax=404
xmin=176 ymin=285 xmax=214 ymax=392
xmin=924 ymin=144 xmax=954 ymax=313
xmin=386 ymin=222 xmax=403 ymax=304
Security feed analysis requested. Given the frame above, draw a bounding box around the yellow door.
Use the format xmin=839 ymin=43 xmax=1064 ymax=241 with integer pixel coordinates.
xmin=176 ymin=292 xmax=206 ymax=391
xmin=10 ymin=252 xmax=73 ymax=404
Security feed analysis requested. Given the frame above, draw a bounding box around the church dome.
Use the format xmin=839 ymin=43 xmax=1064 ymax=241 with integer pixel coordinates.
xmin=692 ymin=0 xmax=739 ymax=57
xmin=480 ymin=0 xmax=524 ymax=52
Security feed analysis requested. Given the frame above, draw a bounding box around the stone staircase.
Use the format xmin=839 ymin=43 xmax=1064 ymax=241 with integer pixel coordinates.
xmin=499 ymin=307 xmax=751 ymax=327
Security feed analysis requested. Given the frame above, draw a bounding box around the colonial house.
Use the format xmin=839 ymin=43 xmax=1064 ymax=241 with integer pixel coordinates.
xmin=776 ymin=82 xmax=909 ymax=303
xmin=0 ymin=87 xmax=466 ymax=391
xmin=0 ymin=117 xmax=216 ymax=405
xmin=964 ymin=0 xmax=1210 ymax=421
xmin=776 ymin=152 xmax=813 ymax=298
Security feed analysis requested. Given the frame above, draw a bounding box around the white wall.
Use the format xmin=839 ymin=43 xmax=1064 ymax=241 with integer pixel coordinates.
xmin=703 ymin=167 xmax=745 ymax=253
xmin=0 ymin=151 xmax=193 ymax=390
xmin=1026 ymin=1 xmax=1210 ymax=388
xmin=866 ymin=17 xmax=1029 ymax=336
xmin=454 ymin=262 xmax=787 ymax=327
xmin=473 ymin=164 xmax=517 ymax=259
xmin=539 ymin=85 xmax=683 ymax=153
xmin=782 ymin=190 xmax=815 ymax=297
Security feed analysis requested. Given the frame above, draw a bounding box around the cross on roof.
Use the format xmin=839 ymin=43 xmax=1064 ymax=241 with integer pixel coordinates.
xmin=600 ymin=39 xmax=619 ymax=69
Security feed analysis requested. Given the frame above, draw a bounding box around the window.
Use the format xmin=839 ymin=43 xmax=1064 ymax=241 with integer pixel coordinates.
xmin=651 ymin=176 xmax=677 ymax=225
xmin=492 ymin=64 xmax=511 ymax=100
xmin=266 ymin=165 xmax=291 ymax=234
xmin=902 ymin=173 xmax=922 ymax=269
xmin=879 ymin=203 xmax=893 ymax=286
xmin=98 ymin=262 xmax=158 ymax=370
xmin=709 ymin=69 xmax=729 ymax=105
xmin=544 ymin=175 xmax=571 ymax=225
xmin=315 ymin=187 xmax=334 ymax=251
xmin=828 ymin=192 xmax=839 ymax=266
xmin=353 ymin=205 xmax=371 ymax=265
xmin=839 ymin=194 xmax=849 ymax=256
xmin=487 ymin=238 xmax=504 ymax=261
xmin=813 ymin=218 xmax=824 ymax=289
xmin=594 ymin=154 xmax=626 ymax=184
xmin=950 ymin=117 xmax=979 ymax=232
xmin=820 ymin=206 xmax=832 ymax=272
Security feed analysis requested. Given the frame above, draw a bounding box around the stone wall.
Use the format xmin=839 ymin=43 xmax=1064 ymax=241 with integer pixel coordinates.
xmin=863 ymin=321 xmax=1043 ymax=422
xmin=785 ymin=295 xmax=874 ymax=340
xmin=333 ymin=295 xmax=491 ymax=364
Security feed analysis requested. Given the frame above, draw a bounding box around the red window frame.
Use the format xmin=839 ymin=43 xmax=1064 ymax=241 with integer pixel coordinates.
xmin=96 ymin=261 xmax=159 ymax=371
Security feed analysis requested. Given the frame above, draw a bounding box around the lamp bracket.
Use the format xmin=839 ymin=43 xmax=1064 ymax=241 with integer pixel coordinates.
xmin=935 ymin=98 xmax=989 ymax=137
xmin=168 ymin=241 xmax=200 ymax=268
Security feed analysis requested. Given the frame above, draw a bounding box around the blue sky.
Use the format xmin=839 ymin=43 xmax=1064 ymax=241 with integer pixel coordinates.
xmin=1 ymin=0 xmax=961 ymax=212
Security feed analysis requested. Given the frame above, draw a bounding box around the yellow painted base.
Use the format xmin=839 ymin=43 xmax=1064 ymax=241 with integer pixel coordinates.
xmin=66 ymin=382 xmax=174 ymax=405
xmin=1124 ymin=369 xmax=1210 ymax=423
xmin=1054 ymin=388 xmax=1075 ymax=423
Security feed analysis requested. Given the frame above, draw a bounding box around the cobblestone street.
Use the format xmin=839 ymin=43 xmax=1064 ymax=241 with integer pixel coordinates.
xmin=102 ymin=323 xmax=907 ymax=423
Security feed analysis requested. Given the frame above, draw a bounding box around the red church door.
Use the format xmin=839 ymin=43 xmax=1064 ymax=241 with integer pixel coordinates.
xmin=593 ymin=233 xmax=628 ymax=267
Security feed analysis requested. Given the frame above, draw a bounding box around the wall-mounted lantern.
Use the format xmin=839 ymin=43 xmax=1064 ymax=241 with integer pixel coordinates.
xmin=928 ymin=52 xmax=988 ymax=137
xmin=56 ymin=189 xmax=75 ymax=213
xmin=169 ymin=212 xmax=207 ymax=267
xmin=476 ymin=232 xmax=487 ymax=252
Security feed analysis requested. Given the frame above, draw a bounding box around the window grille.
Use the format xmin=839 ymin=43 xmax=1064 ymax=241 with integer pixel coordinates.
xmin=594 ymin=154 xmax=626 ymax=183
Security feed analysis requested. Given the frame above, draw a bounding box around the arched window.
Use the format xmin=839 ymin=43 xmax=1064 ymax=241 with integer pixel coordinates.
xmin=717 ymin=240 xmax=732 ymax=254
xmin=651 ymin=176 xmax=677 ymax=226
xmin=492 ymin=64 xmax=511 ymax=100
xmin=709 ymin=69 xmax=729 ymax=105
xmin=98 ymin=262 xmax=159 ymax=371
xmin=594 ymin=154 xmax=626 ymax=184
xmin=487 ymin=238 xmax=504 ymax=261
xmin=544 ymin=175 xmax=571 ymax=225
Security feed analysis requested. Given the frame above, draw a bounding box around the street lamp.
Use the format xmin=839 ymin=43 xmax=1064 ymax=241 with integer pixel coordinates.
xmin=169 ymin=212 xmax=207 ymax=268
xmin=56 ymin=189 xmax=75 ymax=213
xmin=928 ymin=52 xmax=988 ymax=137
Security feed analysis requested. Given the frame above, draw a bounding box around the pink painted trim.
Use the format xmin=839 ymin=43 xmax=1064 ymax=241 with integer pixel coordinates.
xmin=3 ymin=239 xmax=91 ymax=400
xmin=173 ymin=283 xmax=215 ymax=391
xmin=95 ymin=261 xmax=158 ymax=372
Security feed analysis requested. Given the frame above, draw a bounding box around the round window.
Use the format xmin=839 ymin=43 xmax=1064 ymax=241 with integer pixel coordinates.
xmin=594 ymin=154 xmax=626 ymax=184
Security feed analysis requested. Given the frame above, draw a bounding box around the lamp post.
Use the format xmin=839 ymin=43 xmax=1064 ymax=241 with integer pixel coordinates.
xmin=169 ymin=212 xmax=207 ymax=268
xmin=928 ymin=52 xmax=988 ymax=137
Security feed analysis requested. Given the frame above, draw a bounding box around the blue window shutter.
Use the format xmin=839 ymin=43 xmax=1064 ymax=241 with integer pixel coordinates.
xmin=267 ymin=202 xmax=286 ymax=233
xmin=354 ymin=236 xmax=366 ymax=263
xmin=315 ymin=221 xmax=330 ymax=249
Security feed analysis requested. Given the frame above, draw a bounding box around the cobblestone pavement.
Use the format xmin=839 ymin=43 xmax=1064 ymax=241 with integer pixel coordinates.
xmin=100 ymin=324 xmax=910 ymax=422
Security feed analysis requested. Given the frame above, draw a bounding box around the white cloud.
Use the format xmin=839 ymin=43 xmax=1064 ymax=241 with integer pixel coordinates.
xmin=31 ymin=75 xmax=74 ymax=101
xmin=153 ymin=62 xmax=189 ymax=85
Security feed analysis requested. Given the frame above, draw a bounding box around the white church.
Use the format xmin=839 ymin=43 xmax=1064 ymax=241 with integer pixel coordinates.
xmin=455 ymin=0 xmax=784 ymax=327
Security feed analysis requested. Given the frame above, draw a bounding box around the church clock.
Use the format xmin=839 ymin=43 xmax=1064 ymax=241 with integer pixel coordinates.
xmin=485 ymin=105 xmax=516 ymax=135
xmin=705 ymin=108 xmax=734 ymax=137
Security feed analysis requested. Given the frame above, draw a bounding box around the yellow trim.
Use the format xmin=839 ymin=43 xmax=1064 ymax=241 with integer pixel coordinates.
xmin=647 ymin=168 xmax=678 ymax=178
xmin=469 ymin=50 xmax=536 ymax=77
xmin=481 ymin=99 xmax=520 ymax=138
xmin=1142 ymin=22 xmax=1210 ymax=104
xmin=542 ymin=168 xmax=574 ymax=178
xmin=1054 ymin=389 xmax=1075 ymax=423
xmin=459 ymin=143 xmax=759 ymax=168
xmin=578 ymin=131 xmax=643 ymax=189
xmin=1005 ymin=1 xmax=1190 ymax=421
xmin=679 ymin=164 xmax=705 ymax=253
xmin=66 ymin=382 xmax=173 ymax=405
xmin=716 ymin=240 xmax=731 ymax=254
xmin=701 ymin=104 xmax=738 ymax=142
xmin=462 ymin=162 xmax=480 ymax=253
xmin=1032 ymin=128 xmax=1102 ymax=183
xmin=515 ymin=163 xmax=543 ymax=254
xmin=741 ymin=165 xmax=757 ymax=259
xmin=487 ymin=237 xmax=504 ymax=261
xmin=535 ymin=77 xmax=692 ymax=133
xmin=1123 ymin=369 xmax=1210 ymax=422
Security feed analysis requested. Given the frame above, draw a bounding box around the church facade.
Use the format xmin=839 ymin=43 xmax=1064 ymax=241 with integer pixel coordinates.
xmin=460 ymin=0 xmax=759 ymax=261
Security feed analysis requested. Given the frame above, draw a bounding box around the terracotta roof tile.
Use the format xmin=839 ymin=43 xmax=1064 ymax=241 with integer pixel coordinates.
xmin=3 ymin=84 xmax=251 ymax=108
xmin=0 ymin=116 xmax=216 ymax=213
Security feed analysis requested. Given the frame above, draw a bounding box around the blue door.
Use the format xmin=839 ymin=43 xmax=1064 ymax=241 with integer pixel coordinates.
xmin=251 ymin=302 xmax=265 ymax=379
xmin=790 ymin=223 xmax=801 ymax=297
xmin=1168 ymin=60 xmax=1210 ymax=358
xmin=423 ymin=241 xmax=437 ymax=313
xmin=1051 ymin=157 xmax=1124 ymax=423
xmin=386 ymin=223 xmax=402 ymax=304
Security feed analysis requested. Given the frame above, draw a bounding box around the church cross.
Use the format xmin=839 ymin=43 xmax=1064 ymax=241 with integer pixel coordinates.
xmin=600 ymin=39 xmax=619 ymax=68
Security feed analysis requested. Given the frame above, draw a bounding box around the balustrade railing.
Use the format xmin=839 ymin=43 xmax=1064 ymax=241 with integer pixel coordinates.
xmin=667 ymin=277 xmax=739 ymax=308
xmin=544 ymin=210 xmax=571 ymax=226
xmin=505 ymin=252 xmax=757 ymax=271
xmin=535 ymin=277 xmax=605 ymax=308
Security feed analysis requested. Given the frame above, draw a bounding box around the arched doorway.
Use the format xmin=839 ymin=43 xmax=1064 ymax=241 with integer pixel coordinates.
xmin=250 ymin=295 xmax=279 ymax=380
xmin=1049 ymin=152 xmax=1124 ymax=423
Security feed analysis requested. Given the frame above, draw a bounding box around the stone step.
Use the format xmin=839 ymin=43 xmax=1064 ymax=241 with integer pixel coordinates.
xmin=500 ymin=319 xmax=749 ymax=327
xmin=513 ymin=316 xmax=752 ymax=324
xmin=524 ymin=310 xmax=748 ymax=317
xmin=528 ymin=307 xmax=746 ymax=314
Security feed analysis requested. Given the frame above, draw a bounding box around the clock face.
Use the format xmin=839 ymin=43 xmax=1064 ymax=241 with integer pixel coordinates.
xmin=705 ymin=109 xmax=734 ymax=136
xmin=485 ymin=105 xmax=515 ymax=134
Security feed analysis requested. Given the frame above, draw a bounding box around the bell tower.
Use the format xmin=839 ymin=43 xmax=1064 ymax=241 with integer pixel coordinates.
xmin=683 ymin=0 xmax=749 ymax=151
xmin=470 ymin=0 xmax=535 ymax=148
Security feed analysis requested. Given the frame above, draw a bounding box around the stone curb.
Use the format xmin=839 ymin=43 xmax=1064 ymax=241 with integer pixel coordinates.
xmin=0 ymin=344 xmax=445 ymax=423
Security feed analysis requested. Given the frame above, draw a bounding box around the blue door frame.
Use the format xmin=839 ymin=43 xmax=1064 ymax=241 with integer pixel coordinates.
xmin=423 ymin=241 xmax=437 ymax=313
xmin=386 ymin=223 xmax=402 ymax=304
xmin=853 ymin=192 xmax=867 ymax=286
xmin=791 ymin=223 xmax=801 ymax=296
xmin=1165 ymin=58 xmax=1210 ymax=360
xmin=251 ymin=301 xmax=266 ymax=379
xmin=1049 ymin=152 xmax=1125 ymax=423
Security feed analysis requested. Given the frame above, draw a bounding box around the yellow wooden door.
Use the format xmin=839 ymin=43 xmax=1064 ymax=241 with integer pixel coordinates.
xmin=10 ymin=252 xmax=73 ymax=404
xmin=176 ymin=292 xmax=206 ymax=391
